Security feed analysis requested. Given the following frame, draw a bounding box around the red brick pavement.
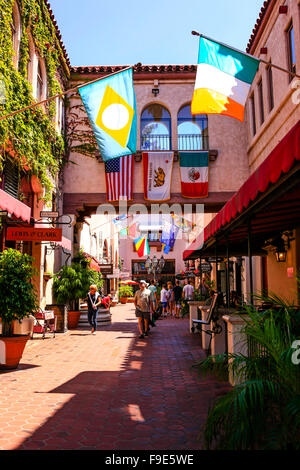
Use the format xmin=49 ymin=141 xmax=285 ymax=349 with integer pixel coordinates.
xmin=0 ymin=304 xmax=231 ymax=450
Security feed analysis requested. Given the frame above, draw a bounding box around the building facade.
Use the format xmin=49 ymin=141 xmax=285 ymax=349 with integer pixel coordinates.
xmin=0 ymin=0 xmax=70 ymax=308
xmin=184 ymin=0 xmax=300 ymax=305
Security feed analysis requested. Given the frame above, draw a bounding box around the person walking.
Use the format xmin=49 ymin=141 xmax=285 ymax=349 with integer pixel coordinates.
xmin=167 ymin=282 xmax=175 ymax=317
xmin=160 ymin=284 xmax=169 ymax=318
xmin=173 ymin=279 xmax=183 ymax=318
xmin=86 ymin=284 xmax=102 ymax=334
xmin=134 ymin=280 xmax=151 ymax=339
xmin=148 ymin=279 xmax=157 ymax=326
xmin=183 ymin=279 xmax=194 ymax=301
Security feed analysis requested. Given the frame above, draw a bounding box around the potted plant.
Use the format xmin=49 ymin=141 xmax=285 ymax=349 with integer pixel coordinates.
xmin=53 ymin=251 xmax=103 ymax=329
xmin=0 ymin=249 xmax=38 ymax=370
xmin=119 ymin=285 xmax=133 ymax=304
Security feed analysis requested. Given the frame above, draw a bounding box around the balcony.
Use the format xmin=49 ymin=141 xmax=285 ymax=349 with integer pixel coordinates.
xmin=140 ymin=134 xmax=209 ymax=151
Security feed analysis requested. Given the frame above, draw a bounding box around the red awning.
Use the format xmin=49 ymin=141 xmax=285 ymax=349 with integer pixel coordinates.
xmin=54 ymin=236 xmax=72 ymax=251
xmin=90 ymin=259 xmax=101 ymax=272
xmin=83 ymin=252 xmax=101 ymax=272
xmin=184 ymin=121 xmax=300 ymax=260
xmin=0 ymin=189 xmax=31 ymax=223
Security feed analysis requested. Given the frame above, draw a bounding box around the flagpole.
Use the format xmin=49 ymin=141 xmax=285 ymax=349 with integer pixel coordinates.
xmin=191 ymin=31 xmax=300 ymax=79
xmin=0 ymin=65 xmax=133 ymax=122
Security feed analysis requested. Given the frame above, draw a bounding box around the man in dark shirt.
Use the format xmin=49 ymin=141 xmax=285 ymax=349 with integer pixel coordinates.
xmin=173 ymin=280 xmax=183 ymax=318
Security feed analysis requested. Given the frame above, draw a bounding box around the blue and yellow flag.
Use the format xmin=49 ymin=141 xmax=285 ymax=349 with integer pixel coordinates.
xmin=79 ymin=68 xmax=137 ymax=162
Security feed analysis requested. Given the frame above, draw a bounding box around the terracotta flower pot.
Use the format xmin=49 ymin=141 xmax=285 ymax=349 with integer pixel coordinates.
xmin=120 ymin=297 xmax=128 ymax=304
xmin=127 ymin=298 xmax=135 ymax=303
xmin=0 ymin=335 xmax=29 ymax=370
xmin=68 ymin=311 xmax=81 ymax=329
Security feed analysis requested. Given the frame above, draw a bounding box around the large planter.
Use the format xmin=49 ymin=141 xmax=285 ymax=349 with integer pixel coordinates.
xmin=0 ymin=335 xmax=30 ymax=370
xmin=127 ymin=297 xmax=135 ymax=303
xmin=120 ymin=297 xmax=128 ymax=304
xmin=68 ymin=311 xmax=81 ymax=329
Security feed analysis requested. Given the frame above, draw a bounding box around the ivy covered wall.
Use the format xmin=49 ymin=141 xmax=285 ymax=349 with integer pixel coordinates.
xmin=0 ymin=0 xmax=70 ymax=199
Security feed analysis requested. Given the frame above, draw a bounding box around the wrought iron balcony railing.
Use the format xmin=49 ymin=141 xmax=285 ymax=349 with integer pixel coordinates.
xmin=140 ymin=134 xmax=209 ymax=151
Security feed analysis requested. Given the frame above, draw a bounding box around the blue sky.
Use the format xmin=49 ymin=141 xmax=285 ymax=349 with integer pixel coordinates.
xmin=49 ymin=0 xmax=264 ymax=66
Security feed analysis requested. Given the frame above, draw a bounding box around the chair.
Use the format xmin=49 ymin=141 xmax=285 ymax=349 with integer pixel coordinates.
xmin=191 ymin=293 xmax=222 ymax=356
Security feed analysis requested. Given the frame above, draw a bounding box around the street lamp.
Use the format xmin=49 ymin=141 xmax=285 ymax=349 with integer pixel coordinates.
xmin=145 ymin=255 xmax=165 ymax=282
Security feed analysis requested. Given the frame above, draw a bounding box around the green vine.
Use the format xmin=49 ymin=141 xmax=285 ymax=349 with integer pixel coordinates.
xmin=0 ymin=0 xmax=70 ymax=199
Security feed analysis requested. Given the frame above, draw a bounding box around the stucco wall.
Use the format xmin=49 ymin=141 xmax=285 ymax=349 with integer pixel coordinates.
xmin=63 ymin=77 xmax=249 ymax=196
xmin=246 ymin=0 xmax=300 ymax=172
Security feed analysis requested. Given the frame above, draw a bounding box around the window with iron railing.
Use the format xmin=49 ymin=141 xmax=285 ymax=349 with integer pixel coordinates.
xmin=141 ymin=104 xmax=171 ymax=151
xmin=178 ymin=105 xmax=209 ymax=151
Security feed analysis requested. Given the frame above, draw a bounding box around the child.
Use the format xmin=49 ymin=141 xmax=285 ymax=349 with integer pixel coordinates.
xmin=160 ymin=284 xmax=168 ymax=318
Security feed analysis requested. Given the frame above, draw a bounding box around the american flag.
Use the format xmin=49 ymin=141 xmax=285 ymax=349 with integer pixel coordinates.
xmin=104 ymin=155 xmax=134 ymax=202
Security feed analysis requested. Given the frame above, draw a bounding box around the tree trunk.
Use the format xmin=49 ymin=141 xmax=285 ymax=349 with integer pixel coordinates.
xmin=2 ymin=321 xmax=13 ymax=337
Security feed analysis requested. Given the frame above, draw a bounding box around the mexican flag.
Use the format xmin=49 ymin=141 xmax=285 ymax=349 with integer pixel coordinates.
xmin=143 ymin=152 xmax=174 ymax=201
xmin=179 ymin=152 xmax=209 ymax=198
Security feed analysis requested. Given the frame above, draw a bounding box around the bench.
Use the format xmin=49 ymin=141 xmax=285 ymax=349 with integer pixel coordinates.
xmin=191 ymin=293 xmax=222 ymax=355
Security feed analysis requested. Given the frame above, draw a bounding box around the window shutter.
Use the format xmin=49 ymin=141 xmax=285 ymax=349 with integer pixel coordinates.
xmin=4 ymin=160 xmax=19 ymax=199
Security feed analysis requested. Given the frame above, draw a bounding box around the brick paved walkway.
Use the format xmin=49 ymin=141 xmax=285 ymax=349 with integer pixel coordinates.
xmin=0 ymin=304 xmax=231 ymax=450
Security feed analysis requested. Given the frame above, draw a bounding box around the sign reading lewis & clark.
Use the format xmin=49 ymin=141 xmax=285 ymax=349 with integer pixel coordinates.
xmin=6 ymin=227 xmax=62 ymax=242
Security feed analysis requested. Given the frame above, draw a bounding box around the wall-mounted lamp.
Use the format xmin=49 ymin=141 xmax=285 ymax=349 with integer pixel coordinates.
xmin=152 ymin=79 xmax=159 ymax=97
xmin=275 ymin=247 xmax=287 ymax=263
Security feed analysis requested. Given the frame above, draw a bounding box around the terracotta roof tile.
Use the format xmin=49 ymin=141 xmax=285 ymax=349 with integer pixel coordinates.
xmin=246 ymin=0 xmax=273 ymax=53
xmin=43 ymin=0 xmax=70 ymax=70
xmin=71 ymin=64 xmax=197 ymax=75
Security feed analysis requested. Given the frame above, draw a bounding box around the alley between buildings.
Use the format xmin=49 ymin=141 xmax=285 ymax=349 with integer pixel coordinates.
xmin=0 ymin=304 xmax=230 ymax=450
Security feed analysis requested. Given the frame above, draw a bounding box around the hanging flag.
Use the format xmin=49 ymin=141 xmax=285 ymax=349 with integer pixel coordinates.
xmin=112 ymin=214 xmax=128 ymax=225
xmin=105 ymin=154 xmax=134 ymax=202
xmin=160 ymin=221 xmax=180 ymax=253
xmin=79 ymin=68 xmax=137 ymax=161
xmin=143 ymin=152 xmax=174 ymax=201
xmin=134 ymin=235 xmax=149 ymax=258
xmin=128 ymin=223 xmax=137 ymax=239
xmin=171 ymin=214 xmax=194 ymax=233
xmin=179 ymin=152 xmax=209 ymax=198
xmin=191 ymin=36 xmax=260 ymax=122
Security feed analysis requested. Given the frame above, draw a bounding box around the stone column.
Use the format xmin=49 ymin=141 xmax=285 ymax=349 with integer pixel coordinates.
xmin=222 ymin=314 xmax=249 ymax=386
xmin=73 ymin=220 xmax=84 ymax=256
xmin=199 ymin=305 xmax=211 ymax=352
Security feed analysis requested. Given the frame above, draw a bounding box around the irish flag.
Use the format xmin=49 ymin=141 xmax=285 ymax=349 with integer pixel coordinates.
xmin=179 ymin=152 xmax=209 ymax=198
xmin=192 ymin=36 xmax=260 ymax=122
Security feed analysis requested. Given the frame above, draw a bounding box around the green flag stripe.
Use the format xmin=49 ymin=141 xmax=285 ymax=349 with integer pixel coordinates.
xmin=199 ymin=37 xmax=260 ymax=85
xmin=179 ymin=152 xmax=209 ymax=168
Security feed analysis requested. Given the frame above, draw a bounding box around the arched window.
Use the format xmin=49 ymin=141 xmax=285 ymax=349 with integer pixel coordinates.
xmin=36 ymin=62 xmax=43 ymax=102
xmin=11 ymin=1 xmax=21 ymax=68
xmin=102 ymin=240 xmax=108 ymax=261
xmin=27 ymin=34 xmax=35 ymax=84
xmin=177 ymin=105 xmax=208 ymax=151
xmin=141 ymin=104 xmax=171 ymax=150
xmin=34 ymin=58 xmax=47 ymax=105
xmin=55 ymin=96 xmax=64 ymax=133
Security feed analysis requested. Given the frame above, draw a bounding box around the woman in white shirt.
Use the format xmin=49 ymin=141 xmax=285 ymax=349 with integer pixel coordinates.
xmin=160 ymin=284 xmax=169 ymax=317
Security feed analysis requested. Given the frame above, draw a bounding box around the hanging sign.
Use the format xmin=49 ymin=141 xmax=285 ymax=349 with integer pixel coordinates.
xmin=6 ymin=227 xmax=62 ymax=242
xmin=40 ymin=211 xmax=59 ymax=218
xmin=198 ymin=262 xmax=212 ymax=273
